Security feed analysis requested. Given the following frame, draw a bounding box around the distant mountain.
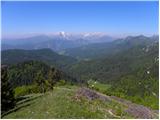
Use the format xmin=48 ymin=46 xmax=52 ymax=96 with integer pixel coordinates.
xmin=67 ymin=36 xmax=158 ymax=109
xmin=63 ymin=35 xmax=158 ymax=60
xmin=82 ymin=32 xmax=114 ymax=43
xmin=2 ymin=35 xmax=51 ymax=45
xmin=1 ymin=48 xmax=77 ymax=70
xmin=67 ymin=35 xmax=158 ymax=82
xmin=2 ymin=33 xmax=114 ymax=51
xmin=1 ymin=35 xmax=159 ymax=111
xmin=1 ymin=44 xmax=15 ymax=50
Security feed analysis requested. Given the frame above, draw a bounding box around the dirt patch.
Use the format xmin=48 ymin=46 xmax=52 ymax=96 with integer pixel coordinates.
xmin=74 ymin=88 xmax=158 ymax=119
xmin=111 ymin=96 xmax=157 ymax=119
xmin=126 ymin=105 xmax=154 ymax=119
xmin=75 ymin=87 xmax=111 ymax=101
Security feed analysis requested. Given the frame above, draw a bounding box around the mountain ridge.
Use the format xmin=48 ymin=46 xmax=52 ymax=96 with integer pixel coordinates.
xmin=63 ymin=35 xmax=158 ymax=60
xmin=1 ymin=48 xmax=77 ymax=70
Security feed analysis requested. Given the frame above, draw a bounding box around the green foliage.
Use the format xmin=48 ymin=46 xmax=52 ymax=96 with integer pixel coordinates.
xmin=64 ymin=35 xmax=158 ymax=60
xmin=8 ymin=60 xmax=50 ymax=87
xmin=87 ymin=79 xmax=111 ymax=93
xmin=1 ymin=48 xmax=77 ymax=69
xmin=67 ymin=37 xmax=159 ymax=109
xmin=128 ymin=93 xmax=158 ymax=109
xmin=7 ymin=60 xmax=78 ymax=88
xmin=107 ymin=74 xmax=159 ymax=109
xmin=47 ymin=68 xmax=56 ymax=90
xmin=1 ymin=35 xmax=159 ymax=115
xmin=14 ymin=85 xmax=40 ymax=97
xmin=56 ymin=80 xmax=66 ymax=86
xmin=68 ymin=36 xmax=158 ymax=84
xmin=86 ymin=73 xmax=158 ymax=110
xmin=45 ymin=68 xmax=63 ymax=90
xmin=34 ymin=70 xmax=46 ymax=93
xmin=13 ymin=64 xmax=65 ymax=95
xmin=1 ymin=66 xmax=16 ymax=114
xmin=7 ymin=60 xmax=78 ymax=97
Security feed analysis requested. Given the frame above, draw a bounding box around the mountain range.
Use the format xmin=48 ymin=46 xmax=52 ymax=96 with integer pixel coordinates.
xmin=62 ymin=35 xmax=158 ymax=60
xmin=2 ymin=32 xmax=114 ymax=51
xmin=1 ymin=34 xmax=159 ymax=111
xmin=1 ymin=48 xmax=77 ymax=70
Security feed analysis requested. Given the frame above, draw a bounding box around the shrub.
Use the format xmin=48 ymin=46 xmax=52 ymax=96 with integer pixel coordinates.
xmin=56 ymin=80 xmax=66 ymax=86
xmin=14 ymin=85 xmax=40 ymax=97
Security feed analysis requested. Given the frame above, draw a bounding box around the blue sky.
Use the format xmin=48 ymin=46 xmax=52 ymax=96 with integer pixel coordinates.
xmin=2 ymin=1 xmax=158 ymax=37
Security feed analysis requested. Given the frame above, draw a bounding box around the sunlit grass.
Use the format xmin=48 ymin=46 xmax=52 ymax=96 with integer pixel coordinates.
xmin=3 ymin=85 xmax=133 ymax=119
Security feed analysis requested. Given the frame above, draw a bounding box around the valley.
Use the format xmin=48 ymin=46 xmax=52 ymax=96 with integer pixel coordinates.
xmin=1 ymin=35 xmax=159 ymax=119
xmin=1 ymin=0 xmax=159 ymax=119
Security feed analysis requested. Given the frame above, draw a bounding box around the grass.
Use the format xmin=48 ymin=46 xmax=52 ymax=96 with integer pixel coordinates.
xmin=87 ymin=80 xmax=159 ymax=110
xmin=87 ymin=80 xmax=111 ymax=93
xmin=3 ymin=85 xmax=133 ymax=119
xmin=14 ymin=85 xmax=40 ymax=97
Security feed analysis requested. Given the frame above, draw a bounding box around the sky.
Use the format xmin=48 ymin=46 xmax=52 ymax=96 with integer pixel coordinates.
xmin=1 ymin=1 xmax=159 ymax=38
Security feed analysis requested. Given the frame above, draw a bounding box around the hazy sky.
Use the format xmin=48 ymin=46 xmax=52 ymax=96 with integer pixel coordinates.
xmin=2 ymin=1 xmax=158 ymax=37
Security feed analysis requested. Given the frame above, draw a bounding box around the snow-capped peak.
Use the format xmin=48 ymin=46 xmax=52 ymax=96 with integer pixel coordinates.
xmin=83 ymin=32 xmax=106 ymax=38
xmin=59 ymin=31 xmax=66 ymax=38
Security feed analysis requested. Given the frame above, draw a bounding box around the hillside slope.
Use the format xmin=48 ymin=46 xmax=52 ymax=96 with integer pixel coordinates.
xmin=69 ymin=38 xmax=158 ymax=82
xmin=63 ymin=35 xmax=158 ymax=60
xmin=2 ymin=86 xmax=158 ymax=119
xmin=6 ymin=60 xmax=78 ymax=88
xmin=2 ymin=48 xmax=77 ymax=69
xmin=67 ymin=38 xmax=159 ymax=109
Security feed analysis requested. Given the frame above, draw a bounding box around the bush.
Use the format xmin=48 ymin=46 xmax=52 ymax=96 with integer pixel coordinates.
xmin=14 ymin=85 xmax=40 ymax=97
xmin=56 ymin=80 xmax=66 ymax=86
xmin=128 ymin=95 xmax=159 ymax=110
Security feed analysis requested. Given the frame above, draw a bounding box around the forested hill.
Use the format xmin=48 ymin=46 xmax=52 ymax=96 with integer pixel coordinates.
xmin=1 ymin=35 xmax=159 ymax=110
xmin=68 ymin=36 xmax=158 ymax=83
xmin=67 ymin=37 xmax=159 ymax=109
xmin=63 ymin=35 xmax=158 ymax=60
xmin=1 ymin=48 xmax=77 ymax=69
xmin=6 ymin=60 xmax=79 ymax=88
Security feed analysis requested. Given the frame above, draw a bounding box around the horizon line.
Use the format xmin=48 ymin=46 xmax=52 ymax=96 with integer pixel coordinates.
xmin=1 ymin=32 xmax=159 ymax=40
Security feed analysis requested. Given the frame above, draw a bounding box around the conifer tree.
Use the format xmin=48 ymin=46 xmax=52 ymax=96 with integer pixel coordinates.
xmin=47 ymin=68 xmax=61 ymax=90
xmin=1 ymin=66 xmax=15 ymax=114
xmin=34 ymin=70 xmax=46 ymax=93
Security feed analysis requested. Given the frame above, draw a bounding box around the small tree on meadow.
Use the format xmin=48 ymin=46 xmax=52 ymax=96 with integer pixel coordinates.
xmin=34 ymin=70 xmax=46 ymax=93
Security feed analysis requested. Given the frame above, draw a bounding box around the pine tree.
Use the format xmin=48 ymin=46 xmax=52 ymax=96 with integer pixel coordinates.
xmin=47 ymin=68 xmax=61 ymax=90
xmin=34 ymin=70 xmax=46 ymax=93
xmin=53 ymin=69 xmax=61 ymax=83
xmin=1 ymin=65 xmax=15 ymax=114
xmin=47 ymin=68 xmax=56 ymax=90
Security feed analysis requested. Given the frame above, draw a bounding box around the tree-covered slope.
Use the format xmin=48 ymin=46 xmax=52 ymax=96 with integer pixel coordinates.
xmin=63 ymin=35 xmax=158 ymax=60
xmin=1 ymin=35 xmax=159 ymax=112
xmin=69 ymin=39 xmax=158 ymax=82
xmin=6 ymin=60 xmax=78 ymax=88
xmin=68 ymin=38 xmax=159 ymax=109
xmin=2 ymin=48 xmax=77 ymax=69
